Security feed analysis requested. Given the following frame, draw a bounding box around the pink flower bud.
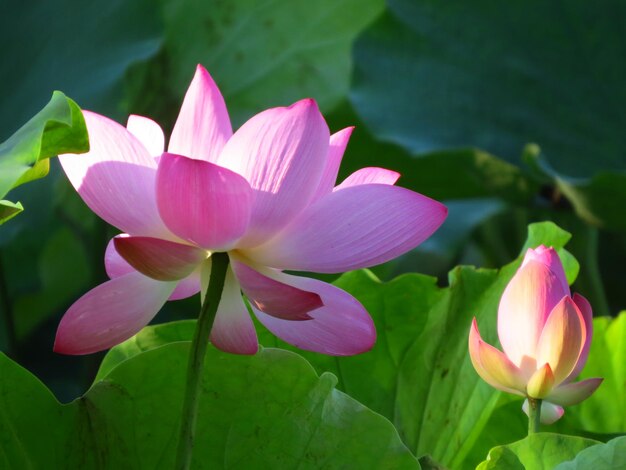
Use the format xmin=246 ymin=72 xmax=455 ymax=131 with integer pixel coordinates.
xmin=469 ymin=245 xmax=602 ymax=423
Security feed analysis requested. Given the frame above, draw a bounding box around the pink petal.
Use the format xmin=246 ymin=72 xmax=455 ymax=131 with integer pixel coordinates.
xmin=522 ymin=245 xmax=570 ymax=295
xmin=114 ymin=235 xmax=207 ymax=281
xmin=547 ymin=378 xmax=603 ymax=406
xmin=218 ymin=99 xmax=330 ymax=245
xmin=209 ymin=268 xmax=258 ymax=355
xmin=168 ymin=64 xmax=232 ymax=162
xmin=468 ymin=318 xmax=526 ymax=395
xmin=126 ymin=114 xmax=164 ymax=158
xmin=522 ymin=400 xmax=565 ymax=424
xmin=252 ymin=272 xmax=375 ymax=355
xmin=536 ymin=297 xmax=586 ymax=385
xmin=105 ymin=236 xmax=134 ymax=279
xmin=54 ymin=272 xmax=176 ymax=355
xmin=105 ymin=236 xmax=200 ymax=300
xmin=246 ymin=184 xmax=447 ymax=273
xmin=59 ymin=111 xmax=171 ymax=238
xmin=497 ymin=260 xmax=570 ymax=367
xmin=526 ymin=363 xmax=555 ymax=399
xmin=566 ymin=293 xmax=593 ymax=381
xmin=156 ymin=153 xmax=253 ymax=250
xmin=335 ymin=167 xmax=400 ymax=190
xmin=231 ymin=260 xmax=322 ymax=320
xmin=311 ymin=127 xmax=354 ymax=201
xmin=169 ymin=272 xmax=201 ymax=301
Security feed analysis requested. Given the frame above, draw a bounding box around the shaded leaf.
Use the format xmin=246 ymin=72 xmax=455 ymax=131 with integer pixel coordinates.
xmin=352 ymin=0 xmax=625 ymax=178
xmin=0 ymin=0 xmax=162 ymax=134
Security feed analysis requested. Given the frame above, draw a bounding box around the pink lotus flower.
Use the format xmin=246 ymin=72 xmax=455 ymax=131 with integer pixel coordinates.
xmin=469 ymin=245 xmax=602 ymax=424
xmin=55 ymin=65 xmax=447 ymax=356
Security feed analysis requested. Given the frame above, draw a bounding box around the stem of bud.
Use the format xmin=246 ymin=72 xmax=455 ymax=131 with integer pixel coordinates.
xmin=527 ymin=397 xmax=542 ymax=435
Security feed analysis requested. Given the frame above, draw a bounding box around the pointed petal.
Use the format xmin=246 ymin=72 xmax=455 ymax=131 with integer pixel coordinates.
xmin=247 ymin=184 xmax=447 ymax=273
xmin=547 ymin=378 xmax=603 ymax=406
xmin=566 ymin=293 xmax=593 ymax=381
xmin=522 ymin=400 xmax=564 ymax=424
xmin=469 ymin=319 xmax=526 ymax=395
xmin=54 ymin=272 xmax=176 ymax=355
xmin=498 ymin=260 xmax=570 ymax=366
xmin=252 ymin=272 xmax=375 ymax=356
xmin=126 ymin=114 xmax=165 ymax=158
xmin=59 ymin=111 xmax=171 ymax=238
xmin=311 ymin=127 xmax=354 ymax=201
xmin=527 ymin=363 xmax=555 ymax=399
xmin=169 ymin=64 xmax=232 ymax=162
xmin=114 ymin=235 xmax=206 ymax=281
xmin=207 ymin=267 xmax=258 ymax=354
xmin=156 ymin=153 xmax=253 ymax=250
xmin=218 ymin=99 xmax=330 ymax=245
xmin=231 ymin=260 xmax=322 ymax=320
xmin=536 ymin=297 xmax=586 ymax=385
xmin=522 ymin=246 xmax=569 ymax=294
xmin=335 ymin=167 xmax=400 ymax=190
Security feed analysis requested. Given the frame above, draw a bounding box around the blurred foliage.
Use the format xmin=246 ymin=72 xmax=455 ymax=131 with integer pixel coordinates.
xmin=126 ymin=0 xmax=384 ymax=128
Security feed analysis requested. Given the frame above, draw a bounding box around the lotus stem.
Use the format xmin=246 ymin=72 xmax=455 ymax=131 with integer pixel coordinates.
xmin=175 ymin=252 xmax=229 ymax=470
xmin=527 ymin=397 xmax=542 ymax=435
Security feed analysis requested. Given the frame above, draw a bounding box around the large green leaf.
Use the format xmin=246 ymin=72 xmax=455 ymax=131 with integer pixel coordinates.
xmin=555 ymin=436 xmax=626 ymax=470
xmin=128 ymin=0 xmax=384 ymax=127
xmin=255 ymin=222 xmax=577 ymax=469
xmin=476 ymin=433 xmax=600 ymax=470
xmin=0 ymin=344 xmax=418 ymax=468
xmin=352 ymin=0 xmax=625 ymax=177
xmin=351 ymin=0 xmax=626 ymax=230
xmin=0 ymin=91 xmax=88 ymax=222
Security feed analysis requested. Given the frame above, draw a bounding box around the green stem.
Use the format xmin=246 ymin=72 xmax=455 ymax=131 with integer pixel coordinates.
xmin=528 ymin=398 xmax=542 ymax=435
xmin=175 ymin=252 xmax=230 ymax=470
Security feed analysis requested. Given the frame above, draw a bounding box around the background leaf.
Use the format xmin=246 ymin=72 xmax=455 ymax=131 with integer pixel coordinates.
xmin=350 ymin=0 xmax=626 ymax=233
xmin=127 ymin=0 xmax=384 ymax=127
